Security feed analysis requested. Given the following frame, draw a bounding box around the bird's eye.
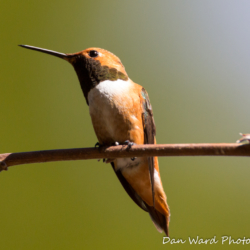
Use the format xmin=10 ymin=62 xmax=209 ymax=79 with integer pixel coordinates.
xmin=89 ymin=50 xmax=99 ymax=58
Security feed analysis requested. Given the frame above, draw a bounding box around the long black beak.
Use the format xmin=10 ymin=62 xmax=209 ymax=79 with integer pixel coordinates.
xmin=19 ymin=45 xmax=74 ymax=62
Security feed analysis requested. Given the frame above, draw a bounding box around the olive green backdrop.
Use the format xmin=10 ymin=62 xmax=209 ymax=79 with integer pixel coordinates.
xmin=1 ymin=1 xmax=250 ymax=249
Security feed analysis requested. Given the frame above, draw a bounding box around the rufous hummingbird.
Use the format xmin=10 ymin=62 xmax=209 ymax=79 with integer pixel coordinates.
xmin=19 ymin=45 xmax=170 ymax=236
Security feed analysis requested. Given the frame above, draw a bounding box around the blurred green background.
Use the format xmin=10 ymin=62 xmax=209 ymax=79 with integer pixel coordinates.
xmin=1 ymin=0 xmax=250 ymax=249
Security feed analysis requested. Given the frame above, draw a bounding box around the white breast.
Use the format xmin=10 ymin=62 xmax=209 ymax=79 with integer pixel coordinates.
xmin=88 ymin=79 xmax=132 ymax=104
xmin=87 ymin=79 xmax=134 ymax=141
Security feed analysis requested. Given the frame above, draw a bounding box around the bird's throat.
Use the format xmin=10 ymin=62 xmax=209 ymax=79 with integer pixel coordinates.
xmin=72 ymin=55 xmax=128 ymax=105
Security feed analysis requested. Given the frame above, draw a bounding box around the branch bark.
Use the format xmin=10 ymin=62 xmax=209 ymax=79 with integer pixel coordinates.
xmin=0 ymin=143 xmax=249 ymax=171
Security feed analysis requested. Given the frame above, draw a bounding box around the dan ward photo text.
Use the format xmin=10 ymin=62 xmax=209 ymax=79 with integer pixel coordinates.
xmin=163 ymin=236 xmax=250 ymax=245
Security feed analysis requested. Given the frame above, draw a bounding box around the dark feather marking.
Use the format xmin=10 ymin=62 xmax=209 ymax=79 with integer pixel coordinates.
xmin=72 ymin=54 xmax=128 ymax=105
xmin=111 ymin=163 xmax=148 ymax=212
xmin=141 ymin=88 xmax=156 ymax=207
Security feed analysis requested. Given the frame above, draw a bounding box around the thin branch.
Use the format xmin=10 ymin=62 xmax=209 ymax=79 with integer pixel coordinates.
xmin=0 ymin=143 xmax=249 ymax=171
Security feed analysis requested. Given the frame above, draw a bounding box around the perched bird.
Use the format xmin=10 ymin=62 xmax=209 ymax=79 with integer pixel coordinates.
xmin=19 ymin=45 xmax=170 ymax=235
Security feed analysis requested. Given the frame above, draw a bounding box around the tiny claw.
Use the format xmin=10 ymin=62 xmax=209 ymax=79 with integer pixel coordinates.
xmin=123 ymin=140 xmax=135 ymax=149
xmin=95 ymin=142 xmax=101 ymax=148
xmin=122 ymin=140 xmax=136 ymax=160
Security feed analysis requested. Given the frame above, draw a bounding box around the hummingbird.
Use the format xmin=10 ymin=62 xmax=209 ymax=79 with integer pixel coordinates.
xmin=19 ymin=44 xmax=170 ymax=236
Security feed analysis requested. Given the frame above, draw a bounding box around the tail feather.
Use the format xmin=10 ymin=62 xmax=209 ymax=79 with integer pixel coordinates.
xmin=111 ymin=162 xmax=170 ymax=236
xmin=144 ymin=203 xmax=169 ymax=236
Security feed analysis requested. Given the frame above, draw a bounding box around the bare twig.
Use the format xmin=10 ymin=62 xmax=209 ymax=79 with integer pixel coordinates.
xmin=0 ymin=143 xmax=249 ymax=171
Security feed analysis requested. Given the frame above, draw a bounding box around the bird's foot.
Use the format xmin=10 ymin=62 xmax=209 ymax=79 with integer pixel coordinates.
xmin=96 ymin=142 xmax=119 ymax=163
xmin=122 ymin=140 xmax=135 ymax=149
xmin=103 ymin=142 xmax=119 ymax=163
xmin=95 ymin=142 xmax=106 ymax=162
xmin=96 ymin=141 xmax=136 ymax=162
xmin=121 ymin=140 xmax=137 ymax=161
